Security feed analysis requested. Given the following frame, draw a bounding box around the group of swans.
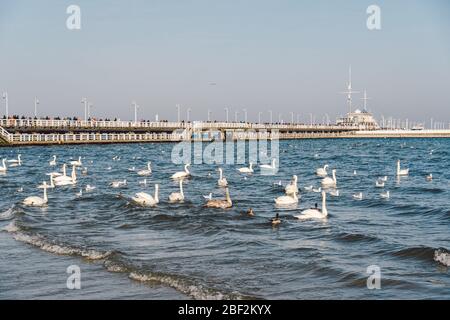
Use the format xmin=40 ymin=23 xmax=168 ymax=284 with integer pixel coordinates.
xmin=275 ymin=175 xmax=299 ymax=206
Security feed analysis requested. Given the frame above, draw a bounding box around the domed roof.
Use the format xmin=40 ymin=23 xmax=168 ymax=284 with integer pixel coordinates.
xmin=354 ymin=109 xmax=362 ymax=114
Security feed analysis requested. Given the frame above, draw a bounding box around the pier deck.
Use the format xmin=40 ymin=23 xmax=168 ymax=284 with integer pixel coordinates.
xmin=1 ymin=119 xmax=449 ymax=146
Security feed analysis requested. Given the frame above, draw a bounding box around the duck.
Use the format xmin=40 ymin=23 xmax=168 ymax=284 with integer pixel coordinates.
xmin=168 ymin=179 xmax=185 ymax=203
xmin=285 ymin=175 xmax=299 ymax=195
xmin=238 ymin=163 xmax=254 ymax=174
xmin=23 ymin=182 xmax=48 ymax=207
xmin=246 ymin=208 xmax=255 ymax=216
xmin=316 ymin=164 xmax=329 ymax=177
xmin=217 ymin=168 xmax=228 ymax=187
xmin=137 ymin=162 xmax=152 ymax=176
xmin=132 ymin=184 xmax=159 ymax=206
xmin=274 ymin=192 xmax=298 ymax=206
xmin=49 ymin=155 xmax=57 ymax=166
xmin=271 ymin=213 xmax=281 ymax=225
xmin=295 ymin=191 xmax=328 ymax=220
xmin=426 ymin=174 xmax=433 ymax=181
xmin=81 ymin=167 xmax=88 ymax=175
xmin=205 ymin=188 xmax=232 ymax=209
xmin=396 ymin=160 xmax=409 ymax=176
xmin=352 ymin=192 xmax=363 ymax=200
xmin=171 ymin=164 xmax=190 ymax=179
xmin=321 ymin=169 xmax=337 ymax=187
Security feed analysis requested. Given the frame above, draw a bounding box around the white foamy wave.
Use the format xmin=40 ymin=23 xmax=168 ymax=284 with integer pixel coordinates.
xmin=103 ymin=260 xmax=128 ymax=273
xmin=0 ymin=206 xmax=15 ymax=220
xmin=129 ymin=271 xmax=242 ymax=300
xmin=11 ymin=231 xmax=111 ymax=260
xmin=2 ymin=220 xmax=19 ymax=233
xmin=434 ymin=250 xmax=450 ymax=267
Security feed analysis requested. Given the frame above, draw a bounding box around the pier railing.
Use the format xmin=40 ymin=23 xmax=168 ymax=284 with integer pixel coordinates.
xmin=0 ymin=118 xmax=354 ymax=131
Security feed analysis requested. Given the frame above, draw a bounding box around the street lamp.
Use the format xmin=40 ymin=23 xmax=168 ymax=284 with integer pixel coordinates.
xmin=87 ymin=102 xmax=93 ymax=119
xmin=176 ymin=104 xmax=181 ymax=122
xmin=243 ymin=108 xmax=247 ymax=123
xmin=34 ymin=97 xmax=40 ymax=118
xmin=132 ymin=101 xmax=138 ymax=123
xmin=258 ymin=112 xmax=262 ymax=124
xmin=2 ymin=92 xmax=9 ymax=119
xmin=224 ymin=107 xmax=229 ymax=122
xmin=81 ymin=98 xmax=88 ymax=121
xmin=268 ymin=110 xmax=273 ymax=124
xmin=207 ymin=109 xmax=212 ymax=122
xmin=234 ymin=111 xmax=239 ymax=122
xmin=186 ymin=108 xmax=191 ymax=122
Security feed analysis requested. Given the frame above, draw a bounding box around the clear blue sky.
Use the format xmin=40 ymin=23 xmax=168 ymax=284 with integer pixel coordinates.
xmin=0 ymin=0 xmax=449 ymax=123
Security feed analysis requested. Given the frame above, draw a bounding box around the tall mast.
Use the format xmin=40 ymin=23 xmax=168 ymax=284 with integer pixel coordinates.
xmin=340 ymin=66 xmax=359 ymax=115
xmin=361 ymin=89 xmax=371 ymax=111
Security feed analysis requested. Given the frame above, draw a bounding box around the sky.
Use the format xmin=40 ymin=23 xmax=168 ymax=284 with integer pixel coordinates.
xmin=0 ymin=0 xmax=449 ymax=124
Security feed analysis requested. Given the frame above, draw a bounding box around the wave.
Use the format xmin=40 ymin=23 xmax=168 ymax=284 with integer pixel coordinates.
xmin=390 ymin=246 xmax=450 ymax=267
xmin=0 ymin=206 xmax=16 ymax=220
xmin=129 ymin=271 xmax=248 ymax=300
xmin=335 ymin=232 xmax=379 ymax=243
xmin=3 ymin=220 xmax=112 ymax=260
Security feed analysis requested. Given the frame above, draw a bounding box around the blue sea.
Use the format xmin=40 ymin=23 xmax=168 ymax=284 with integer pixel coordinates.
xmin=0 ymin=138 xmax=449 ymax=299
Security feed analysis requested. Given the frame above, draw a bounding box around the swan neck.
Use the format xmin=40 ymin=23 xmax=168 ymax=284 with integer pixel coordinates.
xmin=155 ymin=185 xmax=159 ymax=202
xmin=322 ymin=192 xmax=327 ymax=215
xmin=179 ymin=180 xmax=184 ymax=196
xmin=43 ymin=186 xmax=47 ymax=201
xmin=226 ymin=189 xmax=231 ymax=203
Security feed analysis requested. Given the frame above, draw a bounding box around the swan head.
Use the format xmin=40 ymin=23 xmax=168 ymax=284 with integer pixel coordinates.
xmin=293 ymin=175 xmax=298 ymax=181
xmin=324 ymin=164 xmax=329 ymax=169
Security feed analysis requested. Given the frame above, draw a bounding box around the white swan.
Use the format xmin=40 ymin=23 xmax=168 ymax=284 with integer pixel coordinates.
xmin=329 ymin=189 xmax=340 ymax=197
xmin=169 ymin=179 xmax=184 ymax=203
xmin=238 ymin=163 xmax=253 ymax=174
xmin=353 ymin=192 xmax=363 ymax=200
xmin=54 ymin=165 xmax=77 ymax=186
xmin=304 ymin=185 xmax=313 ymax=192
xmin=110 ymin=179 xmax=127 ymax=188
xmin=38 ymin=175 xmax=55 ymax=189
xmin=85 ymin=185 xmax=96 ymax=192
xmin=260 ymin=159 xmax=276 ymax=170
xmin=47 ymin=163 xmax=65 ymax=178
xmin=285 ymin=175 xmax=299 ymax=195
xmin=316 ymin=164 xmax=329 ymax=177
xmin=203 ymin=193 xmax=212 ymax=200
xmin=139 ymin=178 xmax=148 ymax=185
xmin=217 ymin=168 xmax=228 ymax=187
xmin=295 ymin=191 xmax=328 ymax=220
xmin=396 ymin=160 xmax=409 ymax=176
xmin=375 ymin=180 xmax=385 ymax=188
xmin=70 ymin=156 xmax=82 ymax=166
xmin=321 ymin=169 xmax=337 ymax=187
xmin=132 ymin=184 xmax=159 ymax=206
xmin=23 ymin=182 xmax=48 ymax=207
xmin=205 ymin=188 xmax=232 ymax=208
xmin=275 ymin=192 xmax=298 ymax=206
xmin=49 ymin=155 xmax=57 ymax=166
xmin=312 ymin=187 xmax=322 ymax=193
xmin=137 ymin=162 xmax=152 ymax=176
xmin=380 ymin=191 xmax=390 ymax=199
xmin=171 ymin=164 xmax=190 ymax=179
xmin=0 ymin=159 xmax=7 ymax=172
xmin=426 ymin=174 xmax=433 ymax=181
xmin=7 ymin=154 xmax=21 ymax=166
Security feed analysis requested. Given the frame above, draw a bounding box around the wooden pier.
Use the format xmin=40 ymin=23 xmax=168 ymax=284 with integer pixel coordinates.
xmin=1 ymin=119 xmax=449 ymax=146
